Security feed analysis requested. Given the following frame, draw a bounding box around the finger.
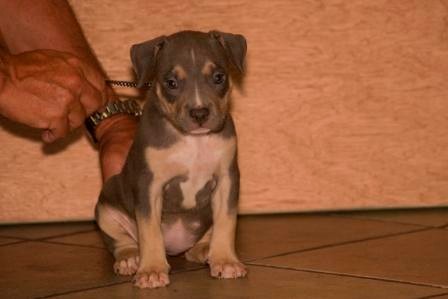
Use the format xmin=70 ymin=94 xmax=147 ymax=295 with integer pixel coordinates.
xmin=42 ymin=117 xmax=69 ymax=143
xmin=37 ymin=54 xmax=103 ymax=111
xmin=63 ymin=53 xmax=107 ymax=93
xmin=79 ymin=80 xmax=104 ymax=116
xmin=67 ymin=100 xmax=87 ymax=130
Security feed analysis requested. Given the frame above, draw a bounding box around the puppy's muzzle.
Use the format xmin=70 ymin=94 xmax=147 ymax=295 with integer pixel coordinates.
xmin=189 ymin=107 xmax=210 ymax=125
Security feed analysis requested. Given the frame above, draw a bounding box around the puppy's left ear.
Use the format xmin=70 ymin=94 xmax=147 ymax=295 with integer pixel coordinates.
xmin=210 ymin=31 xmax=247 ymax=73
xmin=130 ymin=35 xmax=167 ymax=88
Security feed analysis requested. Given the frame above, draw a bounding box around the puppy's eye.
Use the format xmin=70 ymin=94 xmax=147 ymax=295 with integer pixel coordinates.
xmin=212 ymin=72 xmax=226 ymax=85
xmin=164 ymin=78 xmax=178 ymax=89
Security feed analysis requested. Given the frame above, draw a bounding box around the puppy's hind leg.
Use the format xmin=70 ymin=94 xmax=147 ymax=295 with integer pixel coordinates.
xmin=96 ymin=203 xmax=139 ymax=276
xmin=185 ymin=227 xmax=211 ymax=264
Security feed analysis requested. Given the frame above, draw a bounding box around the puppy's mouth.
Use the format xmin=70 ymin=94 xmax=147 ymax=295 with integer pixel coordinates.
xmin=189 ymin=127 xmax=211 ymax=135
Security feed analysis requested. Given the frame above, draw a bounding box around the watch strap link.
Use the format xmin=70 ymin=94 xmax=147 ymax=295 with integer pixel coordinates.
xmin=85 ymin=99 xmax=142 ymax=143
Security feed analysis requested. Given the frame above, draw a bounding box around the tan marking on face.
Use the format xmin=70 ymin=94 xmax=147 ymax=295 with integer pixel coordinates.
xmin=215 ymin=77 xmax=232 ymax=115
xmin=156 ymin=83 xmax=177 ymax=116
xmin=190 ymin=48 xmax=196 ymax=65
xmin=201 ymin=60 xmax=216 ymax=75
xmin=194 ymin=82 xmax=202 ymax=106
xmin=173 ymin=65 xmax=187 ymax=80
xmin=216 ymin=85 xmax=233 ymax=116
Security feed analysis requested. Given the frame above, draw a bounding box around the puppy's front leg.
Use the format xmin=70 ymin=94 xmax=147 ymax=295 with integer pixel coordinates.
xmin=208 ymin=159 xmax=247 ymax=279
xmin=134 ymin=182 xmax=170 ymax=289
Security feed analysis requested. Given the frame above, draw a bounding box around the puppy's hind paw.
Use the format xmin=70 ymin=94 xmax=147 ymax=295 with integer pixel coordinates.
xmin=114 ymin=255 xmax=139 ymax=276
xmin=209 ymin=260 xmax=247 ymax=279
xmin=185 ymin=242 xmax=209 ymax=264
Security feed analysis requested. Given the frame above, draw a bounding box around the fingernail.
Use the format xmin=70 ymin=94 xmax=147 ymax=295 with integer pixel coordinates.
xmin=42 ymin=130 xmax=55 ymax=143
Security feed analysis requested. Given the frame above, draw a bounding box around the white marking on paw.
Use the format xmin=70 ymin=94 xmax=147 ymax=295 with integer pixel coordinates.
xmin=134 ymin=269 xmax=170 ymax=289
xmin=209 ymin=260 xmax=247 ymax=279
xmin=114 ymin=255 xmax=140 ymax=276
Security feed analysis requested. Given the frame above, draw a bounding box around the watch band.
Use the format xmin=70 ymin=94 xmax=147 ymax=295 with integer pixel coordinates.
xmin=84 ymin=99 xmax=142 ymax=143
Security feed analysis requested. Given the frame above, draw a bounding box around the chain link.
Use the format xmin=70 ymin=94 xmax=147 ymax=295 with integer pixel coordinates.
xmin=105 ymin=79 xmax=151 ymax=88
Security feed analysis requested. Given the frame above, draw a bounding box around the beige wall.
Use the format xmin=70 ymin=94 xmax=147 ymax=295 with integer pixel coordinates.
xmin=1 ymin=0 xmax=447 ymax=223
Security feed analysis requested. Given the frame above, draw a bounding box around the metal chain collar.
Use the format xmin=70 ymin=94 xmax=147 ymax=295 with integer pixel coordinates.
xmin=105 ymin=79 xmax=151 ymax=88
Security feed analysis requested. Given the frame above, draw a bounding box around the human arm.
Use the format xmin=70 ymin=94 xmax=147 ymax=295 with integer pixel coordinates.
xmin=0 ymin=0 xmax=136 ymax=180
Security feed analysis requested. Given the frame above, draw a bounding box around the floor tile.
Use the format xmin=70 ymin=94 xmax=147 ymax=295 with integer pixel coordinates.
xmin=419 ymin=294 xmax=448 ymax=299
xmin=254 ymin=229 xmax=448 ymax=288
xmin=49 ymin=265 xmax=443 ymax=299
xmin=0 ymin=221 xmax=96 ymax=240
xmin=235 ymin=214 xmax=422 ymax=261
xmin=425 ymin=294 xmax=448 ymax=299
xmin=47 ymin=215 xmax=423 ymax=263
xmin=47 ymin=230 xmax=205 ymax=273
xmin=0 ymin=236 xmax=22 ymax=246
xmin=334 ymin=208 xmax=448 ymax=227
xmin=0 ymin=241 xmax=126 ymax=299
xmin=48 ymin=230 xmax=104 ymax=248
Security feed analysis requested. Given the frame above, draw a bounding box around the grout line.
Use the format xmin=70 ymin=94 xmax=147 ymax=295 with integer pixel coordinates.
xmin=35 ymin=280 xmax=130 ymax=299
xmin=170 ymin=265 xmax=207 ymax=274
xmin=0 ymin=239 xmax=28 ymax=247
xmin=0 ymin=234 xmax=31 ymax=241
xmin=35 ymin=239 xmax=107 ymax=250
xmin=247 ymin=263 xmax=448 ymax=290
xmin=37 ymin=267 xmax=206 ymax=298
xmin=244 ymin=227 xmax=432 ymax=263
xmin=0 ymin=228 xmax=97 ymax=242
xmin=330 ymin=213 xmax=448 ymax=231
xmin=416 ymin=292 xmax=448 ymax=299
xmin=39 ymin=228 xmax=98 ymax=241
xmin=328 ymin=213 xmax=431 ymax=228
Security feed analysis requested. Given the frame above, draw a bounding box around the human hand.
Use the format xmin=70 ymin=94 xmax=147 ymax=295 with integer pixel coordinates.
xmin=96 ymin=114 xmax=138 ymax=181
xmin=0 ymin=49 xmax=107 ymax=143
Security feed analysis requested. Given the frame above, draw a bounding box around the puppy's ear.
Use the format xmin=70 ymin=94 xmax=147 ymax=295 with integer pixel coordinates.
xmin=210 ymin=31 xmax=247 ymax=73
xmin=130 ymin=36 xmax=167 ymax=88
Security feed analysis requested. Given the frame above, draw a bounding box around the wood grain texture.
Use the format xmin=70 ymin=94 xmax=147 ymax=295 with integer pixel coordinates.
xmin=1 ymin=0 xmax=447 ymax=222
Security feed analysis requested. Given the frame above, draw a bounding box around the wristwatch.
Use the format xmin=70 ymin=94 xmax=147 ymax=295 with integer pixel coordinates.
xmin=84 ymin=99 xmax=142 ymax=143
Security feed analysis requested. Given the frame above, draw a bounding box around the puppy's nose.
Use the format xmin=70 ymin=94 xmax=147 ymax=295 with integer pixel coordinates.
xmin=189 ymin=107 xmax=210 ymax=125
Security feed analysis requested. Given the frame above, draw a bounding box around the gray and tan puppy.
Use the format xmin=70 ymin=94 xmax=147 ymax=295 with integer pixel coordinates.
xmin=95 ymin=30 xmax=247 ymax=289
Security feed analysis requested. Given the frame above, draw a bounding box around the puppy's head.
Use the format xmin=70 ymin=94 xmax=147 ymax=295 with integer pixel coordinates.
xmin=131 ymin=30 xmax=247 ymax=135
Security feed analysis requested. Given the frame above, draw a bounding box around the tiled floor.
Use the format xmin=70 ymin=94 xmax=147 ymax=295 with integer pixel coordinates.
xmin=1 ymin=208 xmax=447 ymax=299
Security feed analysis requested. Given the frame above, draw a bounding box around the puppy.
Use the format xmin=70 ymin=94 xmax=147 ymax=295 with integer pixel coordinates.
xmin=95 ymin=30 xmax=247 ymax=289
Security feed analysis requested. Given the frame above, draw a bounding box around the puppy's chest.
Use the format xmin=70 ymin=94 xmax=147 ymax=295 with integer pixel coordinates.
xmin=145 ymin=135 xmax=234 ymax=209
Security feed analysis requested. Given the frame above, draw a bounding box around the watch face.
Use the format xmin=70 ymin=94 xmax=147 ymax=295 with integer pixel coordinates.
xmin=84 ymin=116 xmax=98 ymax=143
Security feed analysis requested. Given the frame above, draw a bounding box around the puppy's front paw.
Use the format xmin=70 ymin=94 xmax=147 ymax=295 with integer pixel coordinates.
xmin=114 ymin=255 xmax=139 ymax=276
xmin=209 ymin=260 xmax=247 ymax=279
xmin=133 ymin=268 xmax=170 ymax=289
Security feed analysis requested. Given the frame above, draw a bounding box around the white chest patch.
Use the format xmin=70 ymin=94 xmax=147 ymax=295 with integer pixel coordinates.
xmin=145 ymin=133 xmax=235 ymax=209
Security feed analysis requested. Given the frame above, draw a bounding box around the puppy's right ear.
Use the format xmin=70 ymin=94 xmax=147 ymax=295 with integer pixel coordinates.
xmin=209 ymin=31 xmax=247 ymax=74
xmin=130 ymin=36 xmax=167 ymax=88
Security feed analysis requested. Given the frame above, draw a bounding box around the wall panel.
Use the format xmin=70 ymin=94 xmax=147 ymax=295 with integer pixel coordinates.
xmin=1 ymin=0 xmax=447 ymax=222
